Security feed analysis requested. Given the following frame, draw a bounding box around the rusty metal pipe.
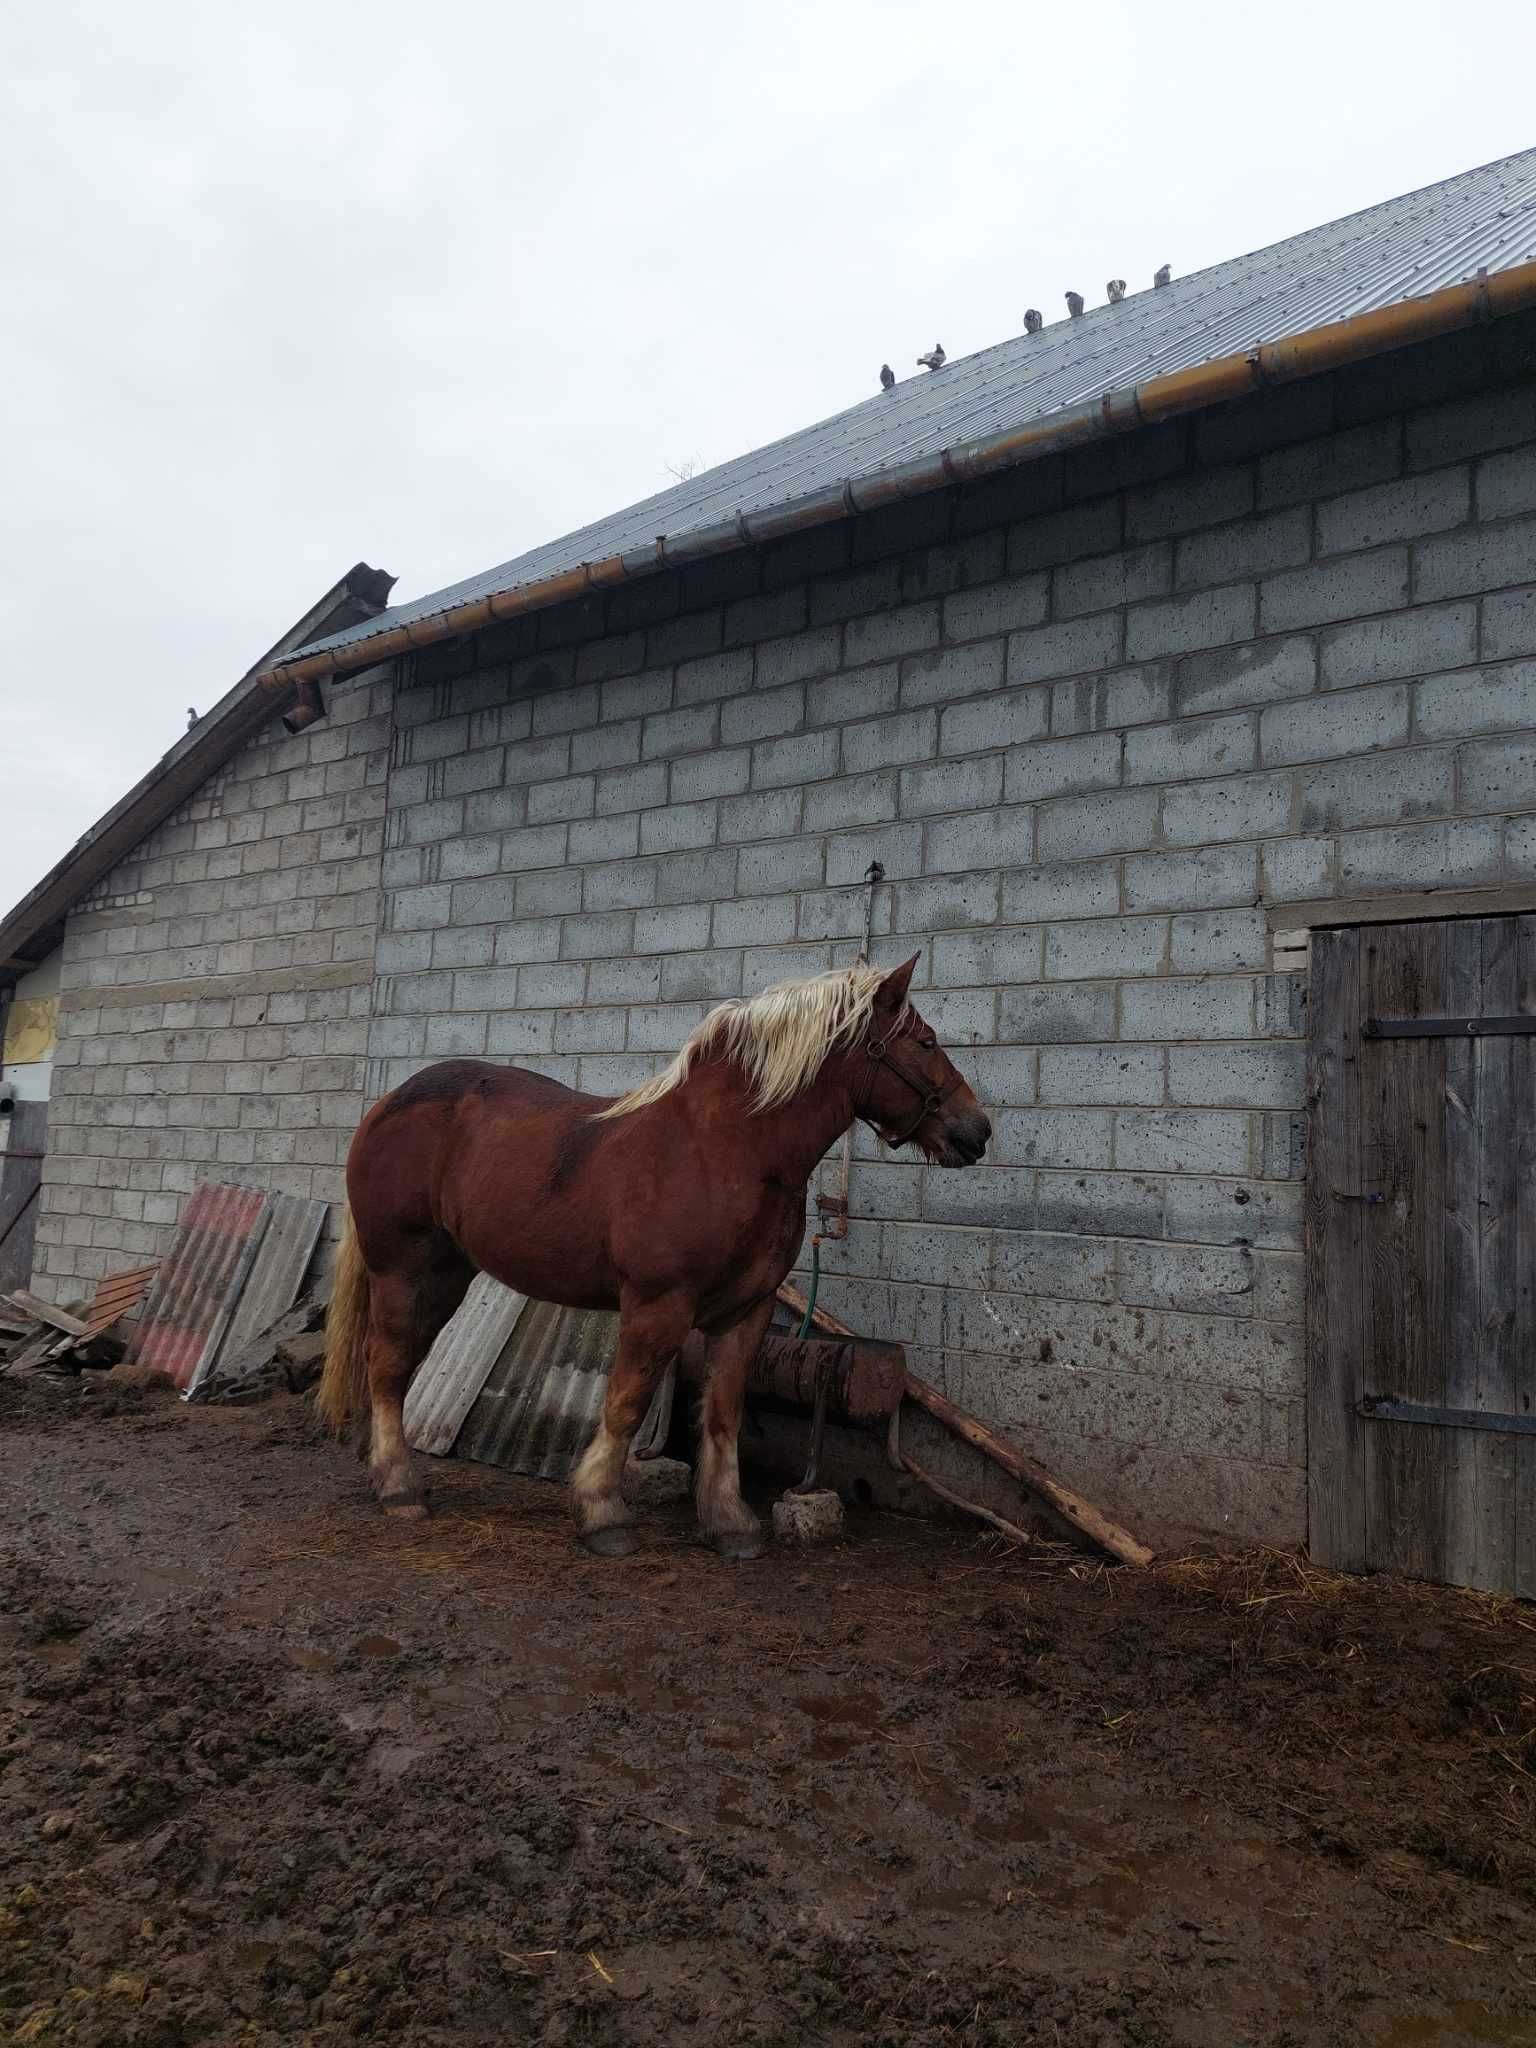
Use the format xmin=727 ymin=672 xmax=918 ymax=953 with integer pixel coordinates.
xmin=676 ymin=1329 xmax=905 ymax=1423
xmin=254 ymin=261 xmax=1536 ymax=693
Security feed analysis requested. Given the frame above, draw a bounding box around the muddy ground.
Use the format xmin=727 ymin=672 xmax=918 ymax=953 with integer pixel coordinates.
xmin=1 ymin=1374 xmax=1534 ymax=2047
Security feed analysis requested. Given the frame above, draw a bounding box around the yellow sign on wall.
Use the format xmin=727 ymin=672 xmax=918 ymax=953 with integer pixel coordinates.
xmin=3 ymin=995 xmax=57 ymax=1067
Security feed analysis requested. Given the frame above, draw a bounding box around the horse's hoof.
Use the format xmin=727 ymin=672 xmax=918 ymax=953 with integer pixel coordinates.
xmin=380 ymin=1492 xmax=430 ymax=1521
xmin=583 ymin=1526 xmax=640 ymax=1558
xmin=711 ymin=1528 xmax=768 ymax=1562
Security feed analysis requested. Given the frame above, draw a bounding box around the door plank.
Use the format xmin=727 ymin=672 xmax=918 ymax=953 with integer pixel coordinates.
xmin=1474 ymin=919 xmax=1518 ymax=1593
xmin=1441 ymin=920 xmax=1519 ymax=1591
xmin=1361 ymin=921 xmax=1447 ymax=1584
xmin=1306 ymin=928 xmax=1368 ymax=1569
xmin=1515 ymin=919 xmax=1536 ymax=1601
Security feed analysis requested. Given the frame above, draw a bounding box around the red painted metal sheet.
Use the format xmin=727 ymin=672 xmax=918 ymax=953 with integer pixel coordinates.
xmin=131 ymin=1184 xmax=271 ymax=1391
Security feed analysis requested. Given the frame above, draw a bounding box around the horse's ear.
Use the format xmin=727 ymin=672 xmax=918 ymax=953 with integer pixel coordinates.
xmin=874 ymin=954 xmax=920 ymax=1013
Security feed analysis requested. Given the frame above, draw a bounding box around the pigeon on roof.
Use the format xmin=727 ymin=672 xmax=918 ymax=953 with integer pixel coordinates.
xmin=1065 ymin=291 xmax=1084 ymax=318
xmin=186 ymin=708 xmax=198 ymax=728
xmin=1023 ymin=308 xmax=1043 ymax=334
xmin=879 ymin=363 xmax=895 ymax=391
xmin=916 ymin=343 xmax=946 ymax=371
xmin=1106 ymin=279 xmax=1127 ymax=304
xmin=1154 ymin=263 xmax=1172 ymax=288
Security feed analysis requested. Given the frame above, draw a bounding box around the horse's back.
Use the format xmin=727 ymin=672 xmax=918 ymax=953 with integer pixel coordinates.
xmin=351 ymin=1057 xmax=627 ymax=1301
xmin=369 ymin=1057 xmax=603 ymax=1125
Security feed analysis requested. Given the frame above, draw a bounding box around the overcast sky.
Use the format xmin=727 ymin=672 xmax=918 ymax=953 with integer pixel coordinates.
xmin=3 ymin=1 xmax=1533 ymax=916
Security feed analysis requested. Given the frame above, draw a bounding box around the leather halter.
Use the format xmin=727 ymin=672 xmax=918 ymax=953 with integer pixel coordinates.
xmin=858 ymin=1019 xmax=954 ymax=1148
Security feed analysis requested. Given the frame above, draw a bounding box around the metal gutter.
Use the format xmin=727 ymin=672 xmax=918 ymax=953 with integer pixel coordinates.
xmin=256 ymin=262 xmax=1536 ymax=692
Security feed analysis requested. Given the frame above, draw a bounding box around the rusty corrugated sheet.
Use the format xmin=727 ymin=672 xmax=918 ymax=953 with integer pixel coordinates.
xmin=295 ymin=145 xmax=1536 ymax=676
xmin=198 ymin=1193 xmax=326 ymax=1396
xmin=454 ymin=1298 xmax=622 ymax=1481
xmin=403 ymin=1275 xmax=528 ymax=1456
xmin=129 ymin=1186 xmax=325 ymax=1396
xmin=132 ymin=1183 xmax=271 ymax=1391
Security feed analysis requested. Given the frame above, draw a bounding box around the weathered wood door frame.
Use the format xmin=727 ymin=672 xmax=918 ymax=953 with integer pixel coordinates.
xmin=1308 ymin=916 xmax=1534 ymax=1596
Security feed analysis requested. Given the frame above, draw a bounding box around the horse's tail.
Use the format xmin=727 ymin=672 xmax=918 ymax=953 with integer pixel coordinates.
xmin=317 ymin=1207 xmax=370 ymax=1432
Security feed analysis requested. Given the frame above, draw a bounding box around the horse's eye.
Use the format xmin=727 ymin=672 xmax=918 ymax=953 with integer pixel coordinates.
xmin=920 ymin=1035 xmax=938 ymax=1051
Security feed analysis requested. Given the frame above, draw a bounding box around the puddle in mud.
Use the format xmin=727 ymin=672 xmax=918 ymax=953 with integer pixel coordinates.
xmin=37 ymin=1640 xmax=81 ymax=1666
xmin=355 ymin=1633 xmax=401 ymax=1659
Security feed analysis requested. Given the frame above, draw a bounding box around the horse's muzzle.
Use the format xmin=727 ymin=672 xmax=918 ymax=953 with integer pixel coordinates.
xmin=935 ymin=1106 xmax=991 ymax=1168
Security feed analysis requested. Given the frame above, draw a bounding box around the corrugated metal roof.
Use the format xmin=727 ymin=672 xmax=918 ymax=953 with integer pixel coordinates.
xmin=300 ymin=147 xmax=1536 ymax=672
xmin=403 ymin=1273 xmax=528 ymax=1456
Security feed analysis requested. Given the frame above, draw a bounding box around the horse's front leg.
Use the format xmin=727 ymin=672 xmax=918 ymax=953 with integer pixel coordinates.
xmin=571 ymin=1292 xmax=693 ymax=1558
xmin=697 ymin=1296 xmax=776 ymax=1562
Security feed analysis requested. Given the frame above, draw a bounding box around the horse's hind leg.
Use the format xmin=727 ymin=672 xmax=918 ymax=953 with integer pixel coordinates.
xmin=366 ymin=1238 xmax=473 ymax=1517
xmin=571 ymin=1292 xmax=692 ymax=1557
xmin=696 ymin=1296 xmax=774 ymax=1561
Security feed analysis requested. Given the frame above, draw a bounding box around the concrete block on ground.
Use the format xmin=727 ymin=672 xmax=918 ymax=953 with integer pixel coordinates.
xmin=772 ymin=1491 xmax=845 ymax=1548
xmin=624 ymin=1456 xmax=692 ymax=1506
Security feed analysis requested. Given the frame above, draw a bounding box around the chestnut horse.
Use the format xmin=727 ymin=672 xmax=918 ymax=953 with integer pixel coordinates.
xmin=317 ymin=956 xmax=990 ymax=1558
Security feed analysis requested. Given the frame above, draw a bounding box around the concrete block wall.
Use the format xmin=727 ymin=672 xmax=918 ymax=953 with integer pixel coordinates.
xmin=31 ymin=673 xmax=392 ymax=1296
xmin=372 ymin=320 xmax=1536 ymax=1544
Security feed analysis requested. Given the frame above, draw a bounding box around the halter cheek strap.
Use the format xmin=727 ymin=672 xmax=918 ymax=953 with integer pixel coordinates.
xmin=858 ymin=1023 xmax=953 ymax=1148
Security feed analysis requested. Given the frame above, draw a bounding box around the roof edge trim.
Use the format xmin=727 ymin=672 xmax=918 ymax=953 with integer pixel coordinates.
xmin=256 ymin=260 xmax=1536 ymax=691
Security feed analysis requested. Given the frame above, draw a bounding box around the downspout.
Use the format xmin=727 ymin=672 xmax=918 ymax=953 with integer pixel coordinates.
xmin=816 ymin=860 xmax=886 ymax=1244
xmin=253 ymin=260 xmax=1536 ymax=693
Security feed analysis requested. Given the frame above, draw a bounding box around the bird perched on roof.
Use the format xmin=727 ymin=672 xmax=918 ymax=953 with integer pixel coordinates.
xmin=880 ymin=363 xmax=895 ymax=391
xmin=1106 ymin=279 xmax=1126 ymax=305
xmin=916 ymin=343 xmax=946 ymax=371
xmin=186 ymin=707 xmax=198 ymax=728
xmin=1023 ymin=308 xmax=1043 ymax=334
xmin=1154 ymin=264 xmax=1172 ymax=289
xmin=1065 ymin=292 xmax=1084 ymax=318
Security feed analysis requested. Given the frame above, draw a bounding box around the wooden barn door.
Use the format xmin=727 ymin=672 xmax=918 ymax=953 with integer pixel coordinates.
xmin=0 ymin=1101 xmax=48 ymax=1295
xmin=1309 ymin=917 xmax=1535 ymax=1596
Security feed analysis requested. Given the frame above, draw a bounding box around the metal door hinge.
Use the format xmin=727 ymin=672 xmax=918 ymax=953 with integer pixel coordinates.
xmin=1359 ymin=1395 xmax=1536 ymax=1435
xmin=1363 ymin=1014 xmax=1536 ymax=1039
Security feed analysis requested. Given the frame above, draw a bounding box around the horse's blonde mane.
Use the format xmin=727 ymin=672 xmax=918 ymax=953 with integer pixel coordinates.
xmin=596 ymin=964 xmax=897 ymax=1120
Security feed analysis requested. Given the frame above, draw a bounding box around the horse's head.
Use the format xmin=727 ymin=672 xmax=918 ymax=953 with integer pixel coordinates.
xmin=857 ymin=956 xmax=991 ymax=1168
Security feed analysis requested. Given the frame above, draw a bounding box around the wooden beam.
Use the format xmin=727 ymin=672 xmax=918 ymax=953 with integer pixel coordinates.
xmin=775 ymin=1280 xmax=1154 ymax=1567
xmin=1267 ymin=885 xmax=1536 ymax=933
